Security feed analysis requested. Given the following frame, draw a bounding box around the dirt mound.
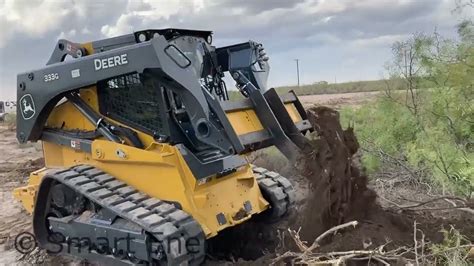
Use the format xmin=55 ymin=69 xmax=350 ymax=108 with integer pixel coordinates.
xmin=295 ymin=106 xmax=376 ymax=241
xmin=0 ymin=157 xmax=45 ymax=183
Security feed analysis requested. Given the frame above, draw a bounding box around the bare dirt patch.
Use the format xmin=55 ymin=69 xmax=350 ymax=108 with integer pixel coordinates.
xmin=0 ymin=126 xmax=78 ymax=265
xmin=0 ymin=126 xmax=43 ymax=264
xmin=299 ymin=91 xmax=381 ymax=109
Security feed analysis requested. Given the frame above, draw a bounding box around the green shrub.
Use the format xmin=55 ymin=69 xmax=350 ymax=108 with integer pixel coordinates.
xmin=429 ymin=226 xmax=472 ymax=266
xmin=341 ymin=21 xmax=473 ymax=196
xmin=342 ymin=87 xmax=472 ymax=195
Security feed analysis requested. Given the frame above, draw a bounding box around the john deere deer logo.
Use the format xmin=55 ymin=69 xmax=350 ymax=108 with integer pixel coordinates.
xmin=20 ymin=94 xmax=35 ymax=120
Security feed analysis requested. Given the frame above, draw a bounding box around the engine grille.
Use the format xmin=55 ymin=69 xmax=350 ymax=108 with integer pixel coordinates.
xmin=98 ymin=73 xmax=164 ymax=134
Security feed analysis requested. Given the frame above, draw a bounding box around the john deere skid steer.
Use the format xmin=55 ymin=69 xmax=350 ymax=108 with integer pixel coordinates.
xmin=13 ymin=28 xmax=313 ymax=265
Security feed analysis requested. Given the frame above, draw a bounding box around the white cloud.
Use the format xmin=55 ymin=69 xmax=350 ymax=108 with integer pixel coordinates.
xmin=101 ymin=14 xmax=136 ymax=37
xmin=0 ymin=0 xmax=71 ymax=47
xmin=0 ymin=0 xmax=129 ymax=48
xmin=81 ymin=27 xmax=91 ymax=35
xmin=57 ymin=29 xmax=77 ymax=40
xmin=350 ymin=34 xmax=409 ymax=48
xmin=306 ymin=0 xmax=347 ymax=13
xmin=101 ymin=0 xmax=190 ymax=37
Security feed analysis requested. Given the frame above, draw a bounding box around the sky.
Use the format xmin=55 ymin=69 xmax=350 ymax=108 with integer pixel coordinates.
xmin=0 ymin=0 xmax=472 ymax=100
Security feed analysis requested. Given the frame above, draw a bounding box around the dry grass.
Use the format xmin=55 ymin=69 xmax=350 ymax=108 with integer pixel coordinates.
xmin=228 ymin=78 xmax=411 ymax=101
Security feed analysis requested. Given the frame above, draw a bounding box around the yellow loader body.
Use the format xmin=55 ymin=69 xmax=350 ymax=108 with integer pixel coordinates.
xmin=14 ymin=87 xmax=304 ymax=238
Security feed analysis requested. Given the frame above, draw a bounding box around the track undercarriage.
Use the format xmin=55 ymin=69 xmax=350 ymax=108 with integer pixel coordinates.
xmin=33 ymin=165 xmax=294 ymax=265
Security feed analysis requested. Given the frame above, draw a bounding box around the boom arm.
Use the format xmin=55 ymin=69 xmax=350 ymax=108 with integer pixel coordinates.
xmin=17 ymin=33 xmax=238 ymax=155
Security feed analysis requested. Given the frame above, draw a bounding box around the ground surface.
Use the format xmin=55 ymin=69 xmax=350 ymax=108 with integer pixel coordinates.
xmin=0 ymin=92 xmax=471 ymax=265
xmin=298 ymin=91 xmax=381 ymax=109
xmin=0 ymin=129 xmax=41 ymax=265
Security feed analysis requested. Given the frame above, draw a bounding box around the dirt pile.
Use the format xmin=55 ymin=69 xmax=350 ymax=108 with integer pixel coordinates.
xmin=295 ymin=106 xmax=376 ymax=241
xmin=0 ymin=157 xmax=44 ymax=183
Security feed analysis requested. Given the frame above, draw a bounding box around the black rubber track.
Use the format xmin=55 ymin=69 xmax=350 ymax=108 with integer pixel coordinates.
xmin=33 ymin=165 xmax=205 ymax=265
xmin=252 ymin=166 xmax=295 ymax=220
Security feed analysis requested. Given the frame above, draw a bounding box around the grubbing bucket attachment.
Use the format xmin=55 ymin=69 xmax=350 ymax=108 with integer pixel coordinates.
xmin=222 ymin=71 xmax=313 ymax=161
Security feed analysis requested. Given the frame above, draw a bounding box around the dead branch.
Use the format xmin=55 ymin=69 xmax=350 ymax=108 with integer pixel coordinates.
xmin=273 ymin=217 xmax=472 ymax=265
xmin=308 ymin=221 xmax=358 ymax=251
xmin=443 ymin=198 xmax=474 ymax=215
xmin=271 ymin=221 xmax=411 ymax=265
xmin=377 ymin=195 xmax=473 ymax=214
xmin=287 ymin=227 xmax=308 ymax=252
xmin=404 ymin=196 xmax=466 ymax=208
xmin=414 ymin=221 xmax=419 ymax=266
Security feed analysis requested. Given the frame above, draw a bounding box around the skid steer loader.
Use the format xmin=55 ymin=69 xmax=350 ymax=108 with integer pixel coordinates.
xmin=13 ymin=28 xmax=314 ymax=265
